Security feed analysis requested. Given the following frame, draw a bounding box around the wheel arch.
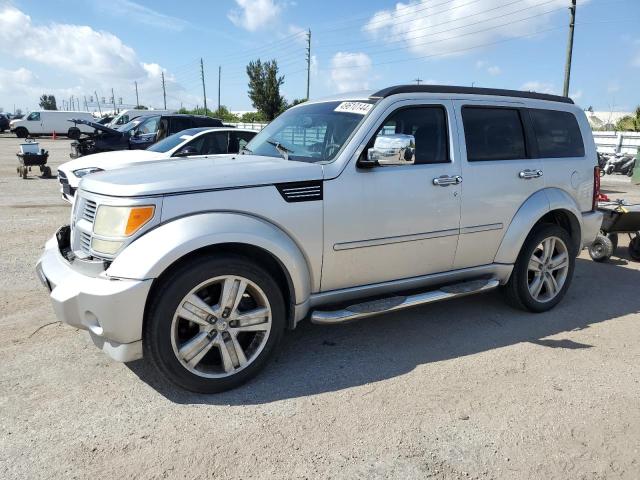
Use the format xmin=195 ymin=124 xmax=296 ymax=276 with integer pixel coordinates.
xmin=107 ymin=212 xmax=313 ymax=328
xmin=495 ymin=188 xmax=583 ymax=265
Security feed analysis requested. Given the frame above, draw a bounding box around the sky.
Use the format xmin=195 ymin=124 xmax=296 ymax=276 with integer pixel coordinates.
xmin=0 ymin=0 xmax=639 ymax=114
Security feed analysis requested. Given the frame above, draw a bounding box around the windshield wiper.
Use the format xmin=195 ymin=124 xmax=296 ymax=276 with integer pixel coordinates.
xmin=266 ymin=139 xmax=294 ymax=161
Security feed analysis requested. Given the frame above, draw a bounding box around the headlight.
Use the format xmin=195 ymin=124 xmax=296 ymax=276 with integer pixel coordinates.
xmin=93 ymin=205 xmax=155 ymax=237
xmin=73 ymin=167 xmax=103 ymax=178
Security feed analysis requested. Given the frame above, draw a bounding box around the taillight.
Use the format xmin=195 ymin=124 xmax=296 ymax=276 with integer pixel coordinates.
xmin=592 ymin=166 xmax=600 ymax=210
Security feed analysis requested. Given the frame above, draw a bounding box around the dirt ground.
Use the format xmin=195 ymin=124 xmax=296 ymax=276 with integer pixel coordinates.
xmin=0 ymin=134 xmax=639 ymax=480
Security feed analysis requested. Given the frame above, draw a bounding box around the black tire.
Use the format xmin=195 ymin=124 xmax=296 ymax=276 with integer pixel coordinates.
xmin=629 ymin=236 xmax=640 ymax=261
xmin=627 ymin=168 xmax=634 ymax=178
xmin=67 ymin=127 xmax=81 ymax=140
xmin=144 ymin=254 xmax=286 ymax=393
xmin=21 ymin=166 xmax=27 ymax=179
xmin=607 ymin=233 xmax=618 ymax=253
xmin=588 ymin=234 xmax=613 ymax=262
xmin=15 ymin=127 xmax=28 ymax=138
xmin=503 ymin=224 xmax=575 ymax=312
xmin=41 ymin=166 xmax=52 ymax=178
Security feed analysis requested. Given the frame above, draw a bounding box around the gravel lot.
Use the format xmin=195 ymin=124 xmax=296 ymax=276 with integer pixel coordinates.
xmin=1 ymin=134 xmax=639 ymax=479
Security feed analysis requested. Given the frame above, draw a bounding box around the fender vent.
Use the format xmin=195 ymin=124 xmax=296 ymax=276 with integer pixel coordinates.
xmin=276 ymin=181 xmax=323 ymax=203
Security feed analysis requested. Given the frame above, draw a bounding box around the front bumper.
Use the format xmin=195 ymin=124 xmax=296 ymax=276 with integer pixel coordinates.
xmin=35 ymin=232 xmax=152 ymax=362
xmin=581 ymin=210 xmax=604 ymax=248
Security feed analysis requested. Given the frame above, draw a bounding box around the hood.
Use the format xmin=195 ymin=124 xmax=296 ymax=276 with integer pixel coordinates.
xmin=80 ymin=155 xmax=324 ymax=197
xmin=69 ymin=118 xmax=122 ymax=135
xmin=59 ymin=150 xmax=164 ymax=174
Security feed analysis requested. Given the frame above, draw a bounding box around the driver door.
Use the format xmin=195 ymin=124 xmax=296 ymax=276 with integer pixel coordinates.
xmin=321 ymin=101 xmax=462 ymax=291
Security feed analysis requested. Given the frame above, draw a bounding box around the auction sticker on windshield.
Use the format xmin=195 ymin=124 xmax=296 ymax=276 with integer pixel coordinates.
xmin=334 ymin=102 xmax=373 ymax=115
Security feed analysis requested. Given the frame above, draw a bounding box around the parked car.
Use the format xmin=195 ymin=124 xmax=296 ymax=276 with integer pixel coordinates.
xmin=68 ymin=114 xmax=223 ymax=158
xmin=37 ymin=85 xmax=602 ymax=393
xmin=0 ymin=113 xmax=9 ymax=132
xmin=10 ymin=111 xmax=96 ymax=138
xmin=57 ymin=127 xmax=257 ymax=202
xmin=107 ymin=109 xmax=175 ymax=128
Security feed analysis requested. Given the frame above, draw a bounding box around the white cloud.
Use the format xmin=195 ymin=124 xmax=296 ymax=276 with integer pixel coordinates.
xmin=0 ymin=6 xmax=198 ymax=110
xmin=521 ymin=81 xmax=557 ymax=94
xmin=476 ymin=60 xmax=501 ymax=75
xmin=364 ymin=0 xmax=569 ymax=58
xmin=228 ymin=0 xmax=281 ymax=31
xmin=329 ymin=52 xmax=372 ymax=93
xmin=0 ymin=6 xmax=143 ymax=79
xmin=94 ymin=0 xmax=189 ymax=31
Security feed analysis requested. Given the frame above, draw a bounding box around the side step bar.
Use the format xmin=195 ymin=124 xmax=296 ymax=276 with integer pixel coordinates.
xmin=310 ymin=278 xmax=500 ymax=325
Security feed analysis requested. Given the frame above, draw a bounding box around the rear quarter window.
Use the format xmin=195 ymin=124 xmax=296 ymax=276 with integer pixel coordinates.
xmin=462 ymin=107 xmax=527 ymax=161
xmin=530 ymin=109 xmax=585 ymax=158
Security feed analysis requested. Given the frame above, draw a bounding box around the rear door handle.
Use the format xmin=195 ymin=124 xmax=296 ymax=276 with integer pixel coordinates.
xmin=433 ymin=175 xmax=462 ymax=186
xmin=518 ymin=169 xmax=543 ymax=179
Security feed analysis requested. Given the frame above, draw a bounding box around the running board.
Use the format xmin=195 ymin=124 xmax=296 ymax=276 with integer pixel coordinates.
xmin=310 ymin=278 xmax=500 ymax=325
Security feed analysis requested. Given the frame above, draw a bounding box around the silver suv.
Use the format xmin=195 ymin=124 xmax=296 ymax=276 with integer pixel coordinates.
xmin=36 ymin=85 xmax=603 ymax=392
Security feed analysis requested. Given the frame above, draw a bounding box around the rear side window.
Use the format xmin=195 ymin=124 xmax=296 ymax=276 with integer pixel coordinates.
xmin=462 ymin=107 xmax=526 ymax=161
xmin=530 ymin=109 xmax=585 ymax=158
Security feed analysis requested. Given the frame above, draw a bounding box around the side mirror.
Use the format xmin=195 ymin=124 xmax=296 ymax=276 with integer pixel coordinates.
xmin=360 ymin=134 xmax=415 ymax=168
xmin=174 ymin=146 xmax=198 ymax=157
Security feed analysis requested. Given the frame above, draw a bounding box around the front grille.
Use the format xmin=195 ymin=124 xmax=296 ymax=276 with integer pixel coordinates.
xmin=58 ymin=170 xmax=68 ymax=185
xmin=82 ymin=200 xmax=97 ymax=222
xmin=79 ymin=231 xmax=92 ymax=253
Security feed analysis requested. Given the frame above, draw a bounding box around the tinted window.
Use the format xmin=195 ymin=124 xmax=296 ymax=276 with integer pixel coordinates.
xmin=374 ymin=107 xmax=449 ymax=164
xmin=136 ymin=116 xmax=160 ymax=134
xmin=530 ymin=109 xmax=584 ymax=158
xmin=170 ymin=117 xmax=192 ymax=134
xmin=462 ymin=107 xmax=526 ymax=161
xmin=231 ymin=131 xmax=256 ymax=153
xmin=27 ymin=112 xmax=40 ymax=121
xmin=199 ymin=132 xmax=229 ymax=154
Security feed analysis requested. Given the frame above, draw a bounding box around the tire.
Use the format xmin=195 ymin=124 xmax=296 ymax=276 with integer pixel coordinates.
xmin=21 ymin=166 xmax=27 ymax=179
xmin=607 ymin=233 xmax=618 ymax=253
xmin=588 ymin=234 xmax=613 ymax=262
xmin=503 ymin=224 xmax=575 ymax=312
xmin=15 ymin=127 xmax=28 ymax=138
xmin=629 ymin=236 xmax=640 ymax=262
xmin=627 ymin=168 xmax=634 ymax=178
xmin=144 ymin=254 xmax=286 ymax=393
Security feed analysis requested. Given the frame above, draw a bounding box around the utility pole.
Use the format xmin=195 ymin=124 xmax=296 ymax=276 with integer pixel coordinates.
xmin=134 ymin=81 xmax=139 ymax=107
xmin=306 ymin=28 xmax=311 ymax=100
xmin=94 ymin=90 xmax=102 ymax=115
xmin=161 ymin=72 xmax=167 ymax=109
xmin=414 ymin=78 xmax=423 ymax=85
xmin=217 ymin=66 xmax=221 ymax=111
xmin=84 ymin=96 xmax=88 ymax=112
xmin=200 ymin=58 xmax=208 ymax=115
xmin=562 ymin=0 xmax=577 ymax=97
xmin=111 ymin=88 xmax=117 ymax=113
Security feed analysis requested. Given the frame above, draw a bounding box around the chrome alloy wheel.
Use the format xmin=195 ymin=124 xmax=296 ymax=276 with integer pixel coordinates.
xmin=170 ymin=275 xmax=272 ymax=378
xmin=527 ymin=236 xmax=570 ymax=303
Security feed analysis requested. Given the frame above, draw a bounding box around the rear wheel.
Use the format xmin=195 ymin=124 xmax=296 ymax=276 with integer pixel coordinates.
xmin=144 ymin=254 xmax=285 ymax=393
xmin=503 ymin=224 xmax=575 ymax=312
xmin=15 ymin=127 xmax=28 ymax=138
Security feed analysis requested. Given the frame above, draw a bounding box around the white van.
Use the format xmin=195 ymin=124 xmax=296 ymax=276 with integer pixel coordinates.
xmin=10 ymin=111 xmax=96 ymax=138
xmin=107 ymin=109 xmax=175 ymax=128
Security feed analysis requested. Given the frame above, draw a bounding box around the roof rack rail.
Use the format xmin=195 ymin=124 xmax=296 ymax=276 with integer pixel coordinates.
xmin=370 ymin=85 xmax=574 ymax=104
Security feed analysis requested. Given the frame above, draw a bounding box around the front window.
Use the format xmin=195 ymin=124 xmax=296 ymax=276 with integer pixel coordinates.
xmin=27 ymin=112 xmax=40 ymax=121
xmin=245 ymin=100 xmax=375 ymax=163
xmin=117 ymin=118 xmax=143 ymax=133
xmin=136 ymin=116 xmax=160 ymax=135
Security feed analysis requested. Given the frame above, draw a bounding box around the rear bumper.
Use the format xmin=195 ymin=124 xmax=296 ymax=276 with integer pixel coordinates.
xmin=35 ymin=234 xmax=152 ymax=362
xmin=581 ymin=210 xmax=603 ymax=248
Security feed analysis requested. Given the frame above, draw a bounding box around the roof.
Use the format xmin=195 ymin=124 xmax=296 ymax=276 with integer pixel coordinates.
xmin=370 ymin=85 xmax=574 ymax=104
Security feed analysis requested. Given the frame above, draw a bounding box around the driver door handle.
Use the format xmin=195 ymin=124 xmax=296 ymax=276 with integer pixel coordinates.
xmin=433 ymin=175 xmax=462 ymax=186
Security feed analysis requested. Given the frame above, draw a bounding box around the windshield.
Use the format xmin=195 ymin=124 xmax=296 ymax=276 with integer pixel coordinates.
xmin=245 ymin=100 xmax=374 ymax=163
xmin=117 ymin=118 xmax=143 ymax=133
xmin=147 ymin=131 xmax=194 ymax=152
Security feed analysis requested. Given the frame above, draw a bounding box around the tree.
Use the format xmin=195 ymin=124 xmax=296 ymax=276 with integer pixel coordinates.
xmin=38 ymin=94 xmax=57 ymax=110
xmin=615 ymin=107 xmax=640 ymax=132
xmin=240 ymin=111 xmax=266 ymax=123
xmin=211 ymin=105 xmax=240 ymax=122
xmin=246 ymin=59 xmax=286 ymax=121
xmin=134 ymin=105 xmax=148 ymax=110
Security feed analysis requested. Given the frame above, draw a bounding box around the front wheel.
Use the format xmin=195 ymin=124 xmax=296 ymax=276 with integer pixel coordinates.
xmin=629 ymin=236 xmax=640 ymax=261
xmin=144 ymin=254 xmax=285 ymax=393
xmin=589 ymin=234 xmax=614 ymax=262
xmin=15 ymin=127 xmax=28 ymax=138
xmin=503 ymin=224 xmax=575 ymax=312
